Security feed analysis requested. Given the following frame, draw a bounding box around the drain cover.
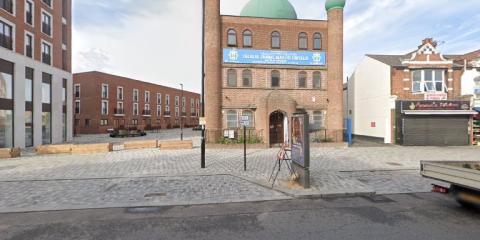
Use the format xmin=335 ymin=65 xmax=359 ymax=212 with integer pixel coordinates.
xmin=144 ymin=193 xmax=167 ymax=198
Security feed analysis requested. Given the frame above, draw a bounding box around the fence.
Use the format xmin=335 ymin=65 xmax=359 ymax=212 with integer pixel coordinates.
xmin=206 ymin=129 xmax=265 ymax=144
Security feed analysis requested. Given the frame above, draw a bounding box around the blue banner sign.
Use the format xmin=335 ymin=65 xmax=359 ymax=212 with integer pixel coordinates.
xmin=223 ymin=48 xmax=326 ymax=66
xmin=475 ymin=88 xmax=480 ymax=94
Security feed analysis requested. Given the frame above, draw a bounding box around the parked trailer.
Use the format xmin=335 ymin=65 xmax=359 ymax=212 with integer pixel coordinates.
xmin=421 ymin=161 xmax=480 ymax=207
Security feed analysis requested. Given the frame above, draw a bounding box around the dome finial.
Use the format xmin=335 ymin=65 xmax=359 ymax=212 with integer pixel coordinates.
xmin=325 ymin=0 xmax=346 ymax=11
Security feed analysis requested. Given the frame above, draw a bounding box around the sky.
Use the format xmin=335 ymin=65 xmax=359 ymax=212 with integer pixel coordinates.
xmin=72 ymin=0 xmax=480 ymax=93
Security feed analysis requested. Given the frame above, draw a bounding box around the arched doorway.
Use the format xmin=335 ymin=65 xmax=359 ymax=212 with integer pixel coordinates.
xmin=269 ymin=111 xmax=285 ymax=146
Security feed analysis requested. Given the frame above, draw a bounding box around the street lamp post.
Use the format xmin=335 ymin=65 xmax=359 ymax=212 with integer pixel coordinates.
xmin=201 ymin=0 xmax=206 ymax=168
xmin=180 ymin=83 xmax=184 ymax=141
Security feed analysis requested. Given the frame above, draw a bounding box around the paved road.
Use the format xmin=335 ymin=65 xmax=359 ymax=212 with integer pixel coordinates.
xmin=1 ymin=193 xmax=479 ymax=240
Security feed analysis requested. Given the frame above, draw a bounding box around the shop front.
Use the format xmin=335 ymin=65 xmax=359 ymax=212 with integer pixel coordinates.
xmin=395 ymin=101 xmax=477 ymax=146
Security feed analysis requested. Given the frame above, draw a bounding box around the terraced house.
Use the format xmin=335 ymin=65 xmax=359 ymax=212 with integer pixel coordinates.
xmin=0 ymin=0 xmax=72 ymax=148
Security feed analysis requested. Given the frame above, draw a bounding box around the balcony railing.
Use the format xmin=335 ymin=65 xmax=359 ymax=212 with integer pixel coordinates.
xmin=114 ymin=108 xmax=125 ymax=115
xmin=142 ymin=110 xmax=151 ymax=116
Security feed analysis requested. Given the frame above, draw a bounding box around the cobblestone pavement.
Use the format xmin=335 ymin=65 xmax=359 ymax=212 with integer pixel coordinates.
xmin=0 ymin=146 xmax=479 ymax=212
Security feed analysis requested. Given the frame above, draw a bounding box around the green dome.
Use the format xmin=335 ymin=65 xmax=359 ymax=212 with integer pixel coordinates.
xmin=325 ymin=0 xmax=346 ymax=11
xmin=240 ymin=0 xmax=298 ymax=20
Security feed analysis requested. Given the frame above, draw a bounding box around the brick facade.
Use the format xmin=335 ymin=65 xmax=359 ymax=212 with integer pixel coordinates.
xmin=205 ymin=0 xmax=344 ymax=145
xmin=73 ymin=72 xmax=200 ymax=134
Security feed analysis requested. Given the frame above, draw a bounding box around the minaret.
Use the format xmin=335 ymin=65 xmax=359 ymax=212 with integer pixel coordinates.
xmin=326 ymin=0 xmax=346 ymax=141
xmin=204 ymin=0 xmax=222 ymax=139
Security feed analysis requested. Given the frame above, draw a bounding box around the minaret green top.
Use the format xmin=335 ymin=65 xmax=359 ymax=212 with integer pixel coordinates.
xmin=240 ymin=0 xmax=298 ymax=20
xmin=325 ymin=0 xmax=346 ymax=11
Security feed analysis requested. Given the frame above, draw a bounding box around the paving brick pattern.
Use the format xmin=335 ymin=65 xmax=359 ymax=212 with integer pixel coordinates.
xmin=0 ymin=146 xmax=479 ymax=212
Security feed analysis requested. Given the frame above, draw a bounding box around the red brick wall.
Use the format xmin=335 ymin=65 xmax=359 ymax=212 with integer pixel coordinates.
xmin=73 ymin=72 xmax=200 ymax=134
xmin=0 ymin=0 xmax=71 ymax=72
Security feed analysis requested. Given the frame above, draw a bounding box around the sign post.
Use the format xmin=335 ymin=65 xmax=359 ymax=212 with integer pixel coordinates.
xmin=291 ymin=113 xmax=310 ymax=189
xmin=240 ymin=116 xmax=249 ymax=171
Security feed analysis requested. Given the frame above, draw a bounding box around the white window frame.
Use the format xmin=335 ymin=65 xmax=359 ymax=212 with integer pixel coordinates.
xmin=1 ymin=0 xmax=15 ymax=16
xmin=175 ymin=107 xmax=180 ymax=117
xmin=116 ymin=102 xmax=123 ymax=113
xmin=74 ymin=84 xmax=80 ymax=98
xmin=0 ymin=16 xmax=15 ymax=51
xmin=24 ymin=31 xmax=34 ymax=58
xmin=241 ymin=110 xmax=255 ymax=128
xmin=133 ymin=89 xmax=139 ymax=102
xmin=116 ymin=86 xmax=123 ymax=100
xmin=165 ymin=105 xmax=170 ymax=114
xmin=74 ymin=100 xmax=80 ymax=114
xmin=175 ymin=96 xmax=180 ymax=106
xmin=133 ymin=103 xmax=139 ymax=116
xmin=25 ymin=0 xmax=34 ymax=25
xmin=101 ymin=83 xmax=109 ymax=99
xmin=226 ymin=110 xmax=238 ymax=129
xmin=412 ymin=69 xmax=447 ymax=93
xmin=101 ymin=100 xmax=108 ymax=115
xmin=157 ymin=105 xmax=162 ymax=117
xmin=157 ymin=93 xmax=162 ymax=105
xmin=166 ymin=94 xmax=170 ymax=105
xmin=145 ymin=91 xmax=150 ymax=103
xmin=41 ymin=0 xmax=53 ymax=9
xmin=41 ymin=10 xmax=52 ymax=37
xmin=41 ymin=40 xmax=52 ymax=65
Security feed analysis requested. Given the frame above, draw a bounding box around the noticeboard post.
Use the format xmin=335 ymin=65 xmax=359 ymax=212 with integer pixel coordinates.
xmin=240 ymin=116 xmax=249 ymax=171
xmin=291 ymin=113 xmax=310 ymax=188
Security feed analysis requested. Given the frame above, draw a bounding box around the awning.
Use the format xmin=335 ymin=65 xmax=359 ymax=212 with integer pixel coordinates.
xmin=474 ymin=107 xmax=480 ymax=113
xmin=403 ymin=110 xmax=478 ymax=115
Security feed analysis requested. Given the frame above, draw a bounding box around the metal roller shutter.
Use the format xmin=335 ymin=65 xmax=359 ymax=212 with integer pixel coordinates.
xmin=403 ymin=116 xmax=469 ymax=146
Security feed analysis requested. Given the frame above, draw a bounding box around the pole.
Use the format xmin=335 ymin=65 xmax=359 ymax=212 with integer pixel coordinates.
xmin=200 ymin=0 xmax=206 ymax=169
xmin=244 ymin=125 xmax=247 ymax=171
xmin=180 ymin=83 xmax=184 ymax=141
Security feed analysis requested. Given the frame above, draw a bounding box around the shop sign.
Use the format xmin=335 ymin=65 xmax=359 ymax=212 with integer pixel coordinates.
xmin=400 ymin=101 xmax=470 ymax=111
xmin=223 ymin=48 xmax=326 ymax=66
xmin=424 ymin=93 xmax=447 ymax=101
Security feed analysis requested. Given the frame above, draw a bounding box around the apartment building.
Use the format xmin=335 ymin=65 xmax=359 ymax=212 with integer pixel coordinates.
xmin=0 ymin=0 xmax=72 ymax=148
xmin=73 ymin=71 xmax=200 ymax=134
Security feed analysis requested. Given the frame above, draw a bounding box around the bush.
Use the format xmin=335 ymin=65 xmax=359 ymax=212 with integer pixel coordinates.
xmin=216 ymin=135 xmax=263 ymax=145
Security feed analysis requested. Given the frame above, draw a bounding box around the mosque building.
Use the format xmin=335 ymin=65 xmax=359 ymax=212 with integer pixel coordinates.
xmin=204 ymin=0 xmax=346 ymax=145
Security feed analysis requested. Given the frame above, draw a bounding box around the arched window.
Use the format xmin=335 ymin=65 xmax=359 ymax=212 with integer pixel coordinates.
xmin=227 ymin=29 xmax=237 ymax=46
xmin=243 ymin=30 xmax=252 ymax=47
xmin=271 ymin=70 xmax=280 ymax=88
xmin=313 ymin=71 xmax=322 ymax=89
xmin=242 ymin=69 xmax=252 ymax=87
xmin=226 ymin=110 xmax=238 ymax=128
xmin=298 ymin=32 xmax=308 ymax=49
xmin=312 ymin=110 xmax=326 ymax=130
xmin=271 ymin=31 xmax=280 ymax=49
xmin=313 ymin=33 xmax=322 ymax=50
xmin=298 ymin=71 xmax=307 ymax=88
xmin=227 ymin=69 xmax=237 ymax=87
xmin=242 ymin=110 xmax=254 ymax=128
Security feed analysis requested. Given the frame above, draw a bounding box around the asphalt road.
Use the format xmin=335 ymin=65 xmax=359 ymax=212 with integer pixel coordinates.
xmin=0 ymin=193 xmax=479 ymax=240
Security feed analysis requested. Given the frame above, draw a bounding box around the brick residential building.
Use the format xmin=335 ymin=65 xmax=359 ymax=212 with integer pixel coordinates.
xmin=0 ymin=0 xmax=72 ymax=148
xmin=204 ymin=0 xmax=346 ymax=146
xmin=73 ymin=71 xmax=200 ymax=134
xmin=347 ymin=38 xmax=480 ymax=146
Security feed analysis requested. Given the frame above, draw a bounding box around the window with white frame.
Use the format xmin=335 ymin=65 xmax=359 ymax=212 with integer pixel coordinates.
xmin=0 ymin=20 xmax=13 ymax=50
xmin=74 ymin=100 xmax=80 ymax=114
xmin=41 ymin=41 xmax=52 ymax=65
xmin=182 ymin=97 xmax=186 ymax=107
xmin=226 ymin=110 xmax=238 ymax=129
xmin=117 ymin=86 xmax=123 ymax=100
xmin=41 ymin=11 xmax=52 ymax=36
xmin=74 ymin=84 xmax=80 ymax=98
xmin=144 ymin=104 xmax=150 ymax=115
xmin=175 ymin=107 xmax=179 ymax=117
xmin=101 ymin=84 xmax=108 ymax=98
xmin=412 ymin=69 xmax=446 ymax=93
xmin=145 ymin=91 xmax=150 ymax=103
xmin=157 ymin=93 xmax=162 ymax=105
xmin=133 ymin=103 xmax=139 ymax=115
xmin=312 ymin=110 xmax=326 ymax=130
xmin=116 ymin=102 xmax=123 ymax=114
xmin=175 ymin=96 xmax=179 ymax=106
xmin=101 ymin=100 xmax=108 ymax=115
xmin=25 ymin=0 xmax=34 ymax=25
xmin=1 ymin=0 xmax=14 ymax=14
xmin=166 ymin=94 xmax=170 ymax=105
xmin=133 ymin=89 xmax=139 ymax=102
xmin=42 ymin=0 xmax=52 ymax=8
xmin=25 ymin=32 xmax=33 ymax=58
xmin=165 ymin=105 xmax=170 ymax=114
xmin=157 ymin=105 xmax=162 ymax=116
